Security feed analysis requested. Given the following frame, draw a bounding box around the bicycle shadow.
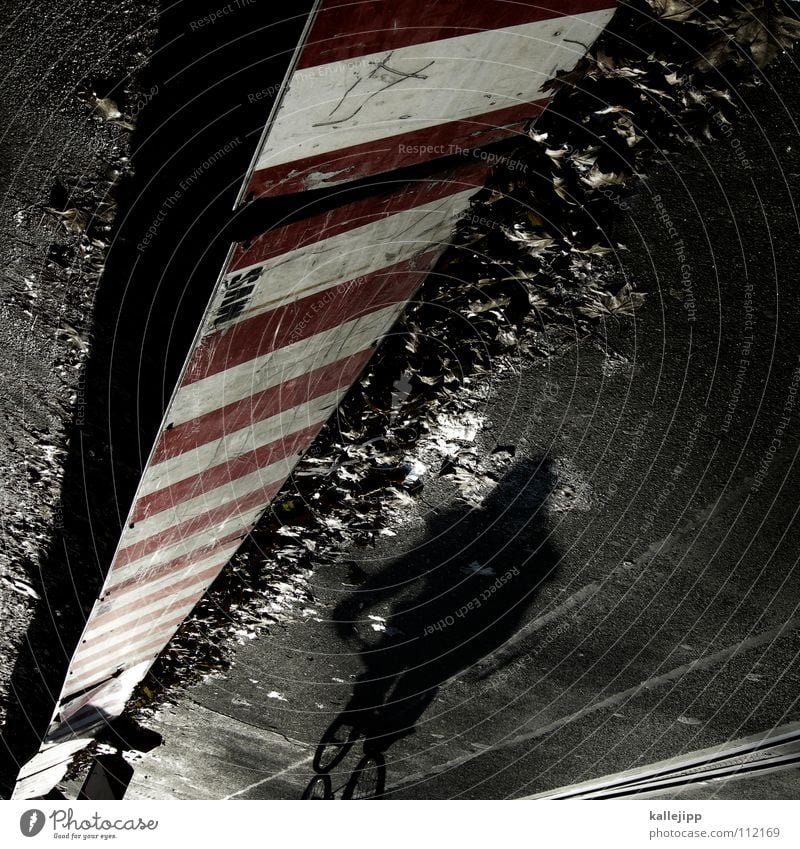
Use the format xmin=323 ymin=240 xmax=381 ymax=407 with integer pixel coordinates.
xmin=306 ymin=455 xmax=562 ymax=796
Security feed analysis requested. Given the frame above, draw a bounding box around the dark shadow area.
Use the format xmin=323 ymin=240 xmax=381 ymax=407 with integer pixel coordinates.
xmin=306 ymin=457 xmax=561 ymax=796
xmin=0 ymin=1 xmax=314 ymax=796
xmin=341 ymin=753 xmax=386 ymax=800
xmin=300 ymin=773 xmax=333 ymax=800
xmin=77 ymin=753 xmax=134 ymax=801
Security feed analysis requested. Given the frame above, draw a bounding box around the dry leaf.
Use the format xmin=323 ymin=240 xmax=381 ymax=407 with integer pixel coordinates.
xmin=578 ymin=285 xmax=645 ymax=320
xmin=87 ymin=96 xmax=122 ymax=121
xmin=553 ymin=176 xmax=577 ymax=204
xmin=595 ymin=105 xmax=634 ymax=115
xmin=581 ymin=164 xmax=628 ymax=190
xmin=573 ymin=244 xmax=614 ymax=256
xmin=1 ymin=575 xmax=41 ymax=600
xmin=647 ymin=0 xmax=703 ymax=22
xmin=44 ymin=207 xmax=91 ymax=234
xmin=56 ymin=324 xmax=90 ymax=353
xmin=469 ymin=296 xmax=512 ymax=314
xmin=86 ymin=96 xmax=135 ymax=129
xmin=736 ymin=17 xmax=777 ymax=66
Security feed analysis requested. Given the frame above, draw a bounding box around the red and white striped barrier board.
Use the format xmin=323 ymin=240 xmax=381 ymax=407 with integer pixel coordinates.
xmin=242 ymin=0 xmax=616 ymax=198
xmin=13 ymin=0 xmax=615 ymax=798
xmin=12 ymin=166 xmax=488 ymax=799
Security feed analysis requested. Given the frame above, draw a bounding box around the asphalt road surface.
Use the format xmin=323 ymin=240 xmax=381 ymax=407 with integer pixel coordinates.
xmin=122 ymin=48 xmax=800 ymax=800
xmin=0 ymin=0 xmax=157 ymax=784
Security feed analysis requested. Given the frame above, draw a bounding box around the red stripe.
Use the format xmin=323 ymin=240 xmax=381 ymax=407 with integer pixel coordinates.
xmin=63 ymin=658 xmax=152 ymax=700
xmin=89 ymin=562 xmax=224 ymax=630
xmin=105 ymin=537 xmax=242 ymax=596
xmin=115 ymin=481 xmax=283 ymax=569
xmin=79 ymin=599 xmax=207 ymax=655
xmin=133 ymin=421 xmax=324 ymax=523
xmin=69 ymin=614 xmax=189 ymax=673
xmin=247 ymin=100 xmax=544 ymax=198
xmin=72 ymin=613 xmax=188 ymax=674
xmin=298 ymin=0 xmax=614 ymax=69
xmin=156 ymin=349 xmax=373 ymax=463
xmin=79 ymin=599 xmax=201 ymax=652
xmin=63 ymin=640 xmax=166 ymax=698
xmin=232 ymin=163 xmax=486 ymax=270
xmin=187 ymin=252 xmax=437 ymax=384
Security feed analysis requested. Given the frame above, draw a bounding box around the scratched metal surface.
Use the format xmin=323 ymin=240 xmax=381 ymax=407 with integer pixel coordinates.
xmin=243 ymin=0 xmax=617 ymax=197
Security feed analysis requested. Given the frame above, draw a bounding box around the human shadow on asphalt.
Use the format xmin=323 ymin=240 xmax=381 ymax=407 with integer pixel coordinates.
xmin=308 ymin=456 xmax=561 ymax=795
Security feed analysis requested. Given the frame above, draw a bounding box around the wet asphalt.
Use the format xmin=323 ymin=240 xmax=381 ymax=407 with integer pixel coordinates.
xmin=1 ymin=3 xmax=799 ymax=800
xmin=0 ymin=0 xmax=157 ymax=791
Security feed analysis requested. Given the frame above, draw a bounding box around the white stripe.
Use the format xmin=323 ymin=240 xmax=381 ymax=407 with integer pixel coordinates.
xmin=123 ymin=451 xmax=302 ymax=548
xmin=98 ymin=543 xmax=240 ymax=610
xmin=72 ymin=594 xmax=203 ymax=669
xmin=138 ymin=388 xmax=345 ymax=498
xmin=207 ymin=188 xmax=474 ymax=329
xmin=105 ymin=540 xmax=240 ymax=595
xmin=106 ymin=510 xmax=260 ymax=589
xmin=15 ymin=739 xmax=92 ymax=782
xmin=171 ymin=301 xmax=407 ymax=427
xmin=256 ymin=12 xmax=614 ymax=172
xmin=13 ymin=764 xmax=75 ymax=800
xmin=64 ymin=646 xmax=164 ymax=699
xmin=82 ymin=576 xmax=219 ymax=644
